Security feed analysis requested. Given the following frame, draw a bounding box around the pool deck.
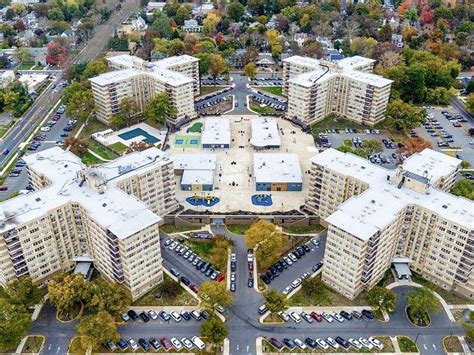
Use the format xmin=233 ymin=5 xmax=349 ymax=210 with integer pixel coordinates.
xmin=168 ymin=115 xmax=318 ymax=213
xmin=92 ymin=123 xmax=167 ymax=148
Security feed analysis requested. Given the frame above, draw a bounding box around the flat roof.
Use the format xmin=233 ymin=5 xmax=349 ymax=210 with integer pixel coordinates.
xmin=283 ymin=55 xmax=321 ymax=68
xmin=89 ymin=68 xmax=143 ymax=86
xmin=315 ymin=149 xmax=474 ymax=240
xmin=0 ymin=147 xmax=167 ymax=239
xmin=181 ymin=169 xmax=214 ymax=186
xmin=337 ymin=56 xmax=376 ymax=70
xmin=253 ymin=153 xmax=302 ymax=184
xmin=106 ymin=54 xmax=145 ymax=69
xmin=201 ymin=118 xmax=231 ymax=146
xmin=172 ymin=154 xmax=216 ymax=171
xmin=250 ymin=117 xmax=281 ymax=148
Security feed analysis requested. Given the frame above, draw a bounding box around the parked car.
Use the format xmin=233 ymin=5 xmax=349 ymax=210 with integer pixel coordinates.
xmin=369 ymin=337 xmax=384 ymax=350
xmin=170 ymin=338 xmax=182 ymax=350
xmin=127 ymin=338 xmax=139 ymax=351
xmin=148 ymin=310 xmax=158 ymax=320
xmin=139 ymin=311 xmax=150 ymax=322
xmin=127 ymin=310 xmax=139 ymax=321
xmin=305 ymin=337 xmax=318 ymax=349
xmin=160 ymin=338 xmax=173 ymax=351
xmin=121 ymin=313 xmax=130 ymax=322
xmin=105 ymin=341 xmax=117 ymax=352
xmin=321 ymin=311 xmax=334 ymax=322
xmin=335 ymin=336 xmax=350 ymax=349
xmin=301 ymin=311 xmax=314 ymax=323
xmin=326 ymin=337 xmax=339 ymax=349
xmin=149 ymin=338 xmax=161 ymax=350
xmin=352 ymin=310 xmax=363 ymax=320
xmin=170 ymin=311 xmax=182 ymax=322
xmin=289 ymin=312 xmax=302 ymax=323
xmin=138 ymin=338 xmax=150 ymax=351
xmin=282 ymin=338 xmax=295 ymax=349
xmin=332 ymin=312 xmax=345 ymax=323
xmin=258 ymin=304 xmax=268 ymax=314
xmin=310 ymin=311 xmax=322 ymax=322
xmin=362 ymin=309 xmax=375 ymax=320
xmin=340 ymin=310 xmax=353 ymax=320
xmin=359 ymin=337 xmax=374 ymax=350
xmin=159 ymin=310 xmax=170 ymax=321
xmin=294 ymin=338 xmax=307 ymax=350
xmin=316 ymin=338 xmax=329 ymax=350
xmin=348 ymin=338 xmax=363 ymax=350
xmin=181 ymin=337 xmax=194 ymax=350
xmin=278 ymin=311 xmax=290 ymax=322
xmin=268 ymin=337 xmax=284 ymax=350
xmin=191 ymin=336 xmax=205 ymax=350
xmin=117 ymin=339 xmax=128 ymax=350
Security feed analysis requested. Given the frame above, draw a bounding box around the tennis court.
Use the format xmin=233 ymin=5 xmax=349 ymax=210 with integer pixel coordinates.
xmin=174 ymin=135 xmax=201 ymax=148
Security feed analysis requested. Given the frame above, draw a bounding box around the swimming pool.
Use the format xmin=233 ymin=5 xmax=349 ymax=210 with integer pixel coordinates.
xmin=118 ymin=128 xmax=160 ymax=144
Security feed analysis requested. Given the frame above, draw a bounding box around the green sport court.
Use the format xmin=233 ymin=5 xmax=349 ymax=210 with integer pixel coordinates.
xmin=174 ymin=135 xmax=201 ymax=148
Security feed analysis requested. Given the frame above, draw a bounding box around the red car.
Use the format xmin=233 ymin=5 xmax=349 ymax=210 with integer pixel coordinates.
xmin=160 ymin=338 xmax=172 ymax=351
xmin=248 ymin=261 xmax=254 ymax=271
xmin=216 ymin=273 xmax=225 ymax=282
xmin=310 ymin=311 xmax=322 ymax=322
xmin=189 ymin=284 xmax=199 ymax=293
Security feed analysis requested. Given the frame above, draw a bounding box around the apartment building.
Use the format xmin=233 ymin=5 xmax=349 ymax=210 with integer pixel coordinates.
xmin=90 ymin=54 xmax=199 ymax=125
xmin=0 ymin=147 xmax=178 ymax=300
xmin=283 ymin=56 xmax=392 ymax=126
xmin=307 ymin=148 xmax=473 ymax=300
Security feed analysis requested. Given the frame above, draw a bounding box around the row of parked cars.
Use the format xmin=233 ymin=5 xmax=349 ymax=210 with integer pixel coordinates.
xmin=278 ymin=309 xmax=376 ymax=324
xmin=123 ymin=309 xmax=210 ymax=323
xmin=196 ymin=95 xmax=232 ymax=111
xmin=107 ymin=336 xmax=206 ymax=352
xmin=251 ymin=95 xmax=286 ymax=111
xmin=267 ymin=335 xmax=384 ymax=351
xmin=260 ymin=239 xmax=319 ymax=285
xmin=253 ymin=77 xmax=283 ymax=86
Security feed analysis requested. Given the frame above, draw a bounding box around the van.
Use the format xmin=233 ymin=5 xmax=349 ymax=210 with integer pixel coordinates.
xmin=190 ymin=310 xmax=202 ymax=321
xmin=191 ymin=336 xmax=205 ymax=350
xmin=258 ymin=305 xmax=268 ymax=314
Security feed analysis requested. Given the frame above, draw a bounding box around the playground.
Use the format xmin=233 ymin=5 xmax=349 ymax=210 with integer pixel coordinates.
xmin=169 ymin=115 xmax=317 ymax=213
xmin=186 ymin=194 xmax=220 ymax=207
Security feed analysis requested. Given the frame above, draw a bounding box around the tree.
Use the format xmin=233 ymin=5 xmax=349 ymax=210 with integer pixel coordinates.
xmin=243 ymin=63 xmax=257 ymax=82
xmin=262 ymin=289 xmax=289 ymax=313
xmin=82 ymin=278 xmax=131 ymax=315
xmin=300 ymin=276 xmax=331 ymax=304
xmin=174 ymin=5 xmax=191 ymax=26
xmin=200 ymin=316 xmax=228 ymax=345
xmin=378 ymin=24 xmax=392 ymax=42
xmin=376 ymin=51 xmax=404 ymax=71
xmin=0 ymin=301 xmax=32 ymax=351
xmin=47 ymin=273 xmax=84 ymax=317
xmin=397 ymin=137 xmax=432 ymax=158
xmin=226 ymin=2 xmax=244 ymax=21
xmin=198 ymin=282 xmax=233 ymax=311
xmin=467 ymin=93 xmax=474 ymax=113
xmin=450 ymin=179 xmax=474 ymax=200
xmin=157 ymin=277 xmax=182 ymax=298
xmin=245 ymin=220 xmax=277 ymax=249
xmin=5 ymin=276 xmax=43 ymax=308
xmin=195 ymin=53 xmax=210 ymax=76
xmin=256 ymin=231 xmax=288 ymax=270
xmin=15 ymin=48 xmax=33 ymax=63
xmin=65 ymin=136 xmax=88 ymax=157
xmin=48 ymin=7 xmax=65 ymax=21
xmin=203 ymin=12 xmax=221 ymax=36
xmin=209 ymin=54 xmax=227 ymax=82
xmin=125 ymin=141 xmax=154 ymax=153
xmin=350 ymin=37 xmax=378 ymax=58
xmin=366 ymin=286 xmax=397 ymax=314
xmin=209 ymin=236 xmax=232 ymax=272
xmin=463 ymin=323 xmax=474 ymax=343
xmin=461 ymin=161 xmax=471 ymax=170
xmin=385 ymin=99 xmax=426 ymax=132
xmin=406 ymin=287 xmax=441 ymax=325
xmin=46 ymin=39 xmax=68 ymax=66
xmin=360 ymin=139 xmax=383 ymax=158
xmin=81 ymin=59 xmax=108 ymax=80
xmin=152 ymin=12 xmax=173 ymax=39
xmin=66 ymin=86 xmax=95 ymax=122
xmin=76 ymin=311 xmax=119 ymax=351
xmin=302 ymin=40 xmax=324 ymax=58
xmin=145 ymin=92 xmax=177 ymax=124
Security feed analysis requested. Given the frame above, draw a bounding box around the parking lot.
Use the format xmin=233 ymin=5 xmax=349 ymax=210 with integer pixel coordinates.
xmin=195 ymin=86 xmax=234 ymax=114
xmin=253 ymin=77 xmax=283 ymax=87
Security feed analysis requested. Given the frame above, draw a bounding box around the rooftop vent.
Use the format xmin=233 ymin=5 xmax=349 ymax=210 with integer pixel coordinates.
xmin=442 ymin=205 xmax=448 ymax=209
xmin=102 ymin=203 xmax=107 ymax=207
xmin=35 ymin=197 xmax=41 ymax=202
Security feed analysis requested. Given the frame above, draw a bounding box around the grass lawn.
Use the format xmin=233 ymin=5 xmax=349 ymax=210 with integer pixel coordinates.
xmin=108 ymin=142 xmax=128 ymax=155
xmin=443 ymin=336 xmax=463 ymax=352
xmin=184 ymin=239 xmax=214 ymax=260
xmin=91 ymin=144 xmax=115 ymax=160
xmin=411 ymin=272 xmax=470 ymax=304
xmin=397 ymin=336 xmax=418 ymax=352
xmin=311 ymin=115 xmax=376 ymax=138
xmin=132 ymin=274 xmax=198 ymax=307
xmin=257 ymin=86 xmax=283 ymax=96
xmin=187 ymin=122 xmax=203 ymax=133
xmin=81 ymin=151 xmax=102 ymax=165
xmin=18 ymin=62 xmax=35 ymax=70
xmin=199 ymin=85 xmax=228 ymax=96
xmin=282 ymin=224 xmax=325 ymax=234
xmin=226 ymin=224 xmax=250 ymax=235
xmin=22 ymin=336 xmax=44 ymax=353
xmin=262 ymin=313 xmax=284 ymax=323
xmin=250 ymin=102 xmax=279 ymax=115
xmin=0 ymin=126 xmax=10 ymax=138
xmin=160 ymin=224 xmax=201 ymax=234
xmin=74 ymin=119 xmax=118 ymax=164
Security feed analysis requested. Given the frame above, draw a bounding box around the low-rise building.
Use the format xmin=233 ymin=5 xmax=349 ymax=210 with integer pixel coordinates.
xmin=182 ymin=19 xmax=202 ymax=32
xmin=0 ymin=70 xmax=15 ymax=89
xmin=250 ymin=117 xmax=281 ymax=150
xmin=253 ymin=153 xmax=302 ymax=191
xmin=173 ymin=154 xmax=216 ymax=191
xmin=307 ymin=148 xmax=473 ymax=300
xmin=201 ymin=117 xmax=231 ymax=149
xmin=0 ymin=147 xmax=178 ymax=300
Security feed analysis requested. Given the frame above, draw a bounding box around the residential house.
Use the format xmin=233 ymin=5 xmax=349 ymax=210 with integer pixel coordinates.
xmin=182 ymin=19 xmax=202 ymax=33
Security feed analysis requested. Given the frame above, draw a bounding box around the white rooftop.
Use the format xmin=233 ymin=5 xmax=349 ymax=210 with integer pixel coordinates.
xmin=181 ymin=169 xmax=214 ymax=186
xmin=201 ymin=118 xmax=231 ymax=147
xmin=89 ymin=68 xmax=142 ymax=86
xmin=253 ymin=153 xmax=302 ymax=184
xmin=172 ymin=154 xmax=217 ymax=171
xmin=250 ymin=117 xmax=281 ymax=148
xmin=283 ymin=55 xmax=321 ymax=68
xmin=337 ymin=56 xmax=376 ymax=70
xmin=0 ymin=147 xmax=169 ymax=239
xmin=315 ymin=149 xmax=474 ymax=240
xmin=107 ymin=54 xmax=145 ymax=69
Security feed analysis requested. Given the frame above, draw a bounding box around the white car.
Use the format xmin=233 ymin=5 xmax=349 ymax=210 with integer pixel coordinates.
xmin=283 ymin=256 xmax=292 ymax=266
xmin=326 ymin=337 xmax=339 ymax=349
xmin=40 ymin=126 xmax=51 ymax=132
xmin=127 ymin=338 xmax=139 ymax=351
xmin=170 ymin=338 xmax=182 ymax=350
xmin=148 ymin=310 xmax=158 ymax=320
xmin=231 ymin=253 xmax=236 ymax=262
xmin=164 ymin=239 xmax=172 ymax=246
xmin=294 ymin=338 xmax=306 ymax=350
xmin=170 ymin=311 xmax=182 ymax=322
xmin=331 ymin=311 xmax=344 ymax=323
xmin=282 ymin=286 xmax=293 ymax=295
xmin=289 ymin=311 xmax=301 ymax=323
xmin=288 ymin=253 xmax=297 ymax=262
xmin=181 ymin=337 xmax=194 ymax=349
xmin=348 ymin=338 xmax=363 ymax=350
xmin=291 ymin=278 xmax=302 ymax=288
xmin=230 ymin=273 xmax=236 ymax=282
xmin=316 ymin=338 xmax=329 ymax=350
xmin=359 ymin=337 xmax=373 ymax=350
xmin=369 ymin=337 xmax=384 ymax=350
xmin=278 ymin=311 xmax=290 ymax=322
xmin=321 ymin=311 xmax=334 ymax=323
xmin=169 ymin=241 xmax=177 ymax=250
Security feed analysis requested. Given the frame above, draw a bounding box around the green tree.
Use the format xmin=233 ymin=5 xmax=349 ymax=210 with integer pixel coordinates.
xmin=200 ymin=316 xmax=228 ymax=345
xmin=5 ymin=276 xmax=43 ymax=308
xmin=463 ymin=323 xmax=474 ymax=343
xmin=157 ymin=277 xmax=182 ymax=298
xmin=198 ymin=282 xmax=233 ymax=311
xmin=152 ymin=12 xmax=173 ymax=39
xmin=466 ymin=93 xmax=474 ymax=113
xmin=47 ymin=273 xmax=85 ymax=317
xmin=111 ymin=97 xmax=139 ymax=128
xmin=168 ymin=39 xmax=185 ymax=56
xmin=385 ymin=99 xmax=426 ymax=132
xmin=227 ymin=2 xmax=245 ymax=21
xmin=76 ymin=311 xmax=119 ymax=351
xmin=243 ymin=63 xmax=257 ymax=81
xmin=195 ymin=53 xmax=210 ymax=76
xmin=209 ymin=54 xmax=228 ymax=82
xmin=48 ymin=7 xmax=65 ymax=21
xmin=450 ymin=179 xmax=474 ymax=200
xmin=406 ymin=287 xmax=441 ymax=325
xmin=460 ymin=161 xmax=471 ymax=169
xmin=360 ymin=139 xmax=383 ymax=158
xmin=244 ymin=220 xmax=278 ymax=249
xmin=82 ymin=278 xmax=131 ymax=315
xmin=262 ymin=289 xmax=289 ymax=313
xmin=255 ymin=231 xmax=288 ymax=270
xmin=174 ymin=5 xmax=191 ymax=25
xmin=300 ymin=277 xmax=330 ymax=304
xmin=65 ymin=84 xmax=95 ymax=121
xmin=15 ymin=47 xmax=33 ymax=63
xmin=366 ymin=286 xmax=397 ymax=314
xmin=145 ymin=92 xmax=177 ymax=124
xmin=81 ymin=59 xmax=108 ymax=80
xmin=203 ymin=13 xmax=221 ymax=36
xmin=209 ymin=236 xmax=232 ymax=272
xmin=0 ymin=301 xmax=32 ymax=351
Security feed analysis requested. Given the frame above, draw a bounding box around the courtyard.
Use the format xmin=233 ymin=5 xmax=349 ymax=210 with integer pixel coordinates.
xmin=168 ymin=115 xmax=317 ymax=213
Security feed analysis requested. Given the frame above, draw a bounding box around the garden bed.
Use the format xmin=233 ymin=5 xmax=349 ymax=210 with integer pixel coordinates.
xmin=397 ymin=336 xmax=418 ymax=352
xmin=250 ymin=102 xmax=279 ymax=115
xmin=160 ymin=224 xmax=201 ymax=234
xmin=256 ymin=86 xmax=283 ymax=96
xmin=108 ymin=142 xmax=128 ymax=155
xmin=443 ymin=336 xmax=463 ymax=352
xmin=21 ymin=336 xmax=45 ymax=353
xmin=226 ymin=224 xmax=250 ymax=235
xmin=282 ymin=225 xmax=325 ymax=234
xmin=406 ymin=306 xmax=430 ymax=327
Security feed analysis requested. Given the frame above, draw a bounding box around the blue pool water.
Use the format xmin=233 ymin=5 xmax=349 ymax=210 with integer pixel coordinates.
xmin=118 ymin=128 xmax=160 ymax=144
